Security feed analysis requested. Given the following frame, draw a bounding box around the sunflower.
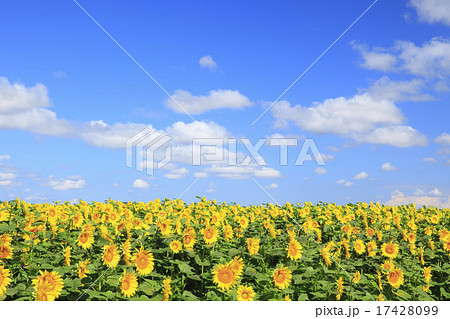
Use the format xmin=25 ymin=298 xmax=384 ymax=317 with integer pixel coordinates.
xmin=336 ymin=277 xmax=344 ymax=300
xmin=102 ymin=244 xmax=120 ymax=268
xmin=159 ymin=219 xmax=173 ymax=237
xmin=443 ymin=239 xmax=450 ymax=252
xmin=246 ymin=238 xmax=260 ymax=255
xmin=202 ymin=225 xmax=218 ymax=246
xmin=377 ymin=271 xmax=383 ymax=291
xmin=0 ymin=243 xmax=13 ymax=260
xmin=133 ymin=247 xmax=154 ymax=276
xmin=237 ymin=285 xmax=255 ymax=301
xmin=169 ymin=240 xmax=182 ymax=253
xmin=387 ymin=268 xmax=404 ymax=289
xmin=354 ymin=239 xmax=365 ymax=255
xmin=381 ymin=260 xmax=395 ymax=273
xmin=273 ymin=264 xmax=292 ymax=290
xmin=381 ymin=242 xmax=399 ymax=259
xmin=63 ymin=246 xmax=71 ymax=266
xmin=0 ymin=265 xmax=12 ymax=296
xmin=367 ymin=240 xmax=377 ymax=257
xmin=223 ymin=224 xmax=234 ymax=242
xmin=212 ymin=263 xmax=237 ymax=291
xmin=77 ymin=230 xmax=94 ymax=249
xmin=32 ymin=270 xmax=64 ymax=301
xmin=378 ymin=294 xmax=385 ymax=301
xmin=228 ymin=256 xmax=244 ymax=277
xmin=78 ymin=259 xmax=90 ymax=278
xmin=366 ymin=227 xmax=375 ymax=237
xmin=162 ymin=277 xmax=172 ymax=301
xmin=286 ymin=239 xmax=303 ymax=261
xmin=353 ymin=271 xmax=361 ymax=284
xmin=284 ymin=294 xmax=292 ymax=301
xmin=122 ymin=239 xmax=132 ymax=265
xmin=120 ymin=270 xmax=138 ymax=298
xmin=423 ymin=266 xmax=432 ymax=284
xmin=183 ymin=229 xmax=196 ymax=250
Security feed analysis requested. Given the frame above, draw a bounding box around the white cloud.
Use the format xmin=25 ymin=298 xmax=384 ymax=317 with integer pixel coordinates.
xmin=0 ymin=108 xmax=74 ymax=136
xmin=355 ymin=38 xmax=450 ymax=79
xmin=133 ymin=179 xmax=149 ymax=189
xmin=315 ymin=167 xmax=327 ymax=175
xmin=0 ymin=155 xmax=10 ymax=161
xmin=434 ymin=132 xmax=450 ymax=145
xmin=352 ymin=43 xmax=397 ymax=71
xmin=0 ymin=77 xmax=50 ymax=114
xmin=336 ymin=179 xmax=353 ymax=187
xmin=353 ymin=171 xmax=369 ymax=180
xmin=423 ymin=157 xmax=437 ymax=163
xmin=272 ymin=94 xmax=404 ymax=135
xmin=409 ymin=0 xmax=450 ymax=26
xmin=164 ymin=167 xmax=189 ymax=180
xmin=271 ymin=91 xmax=428 ymax=147
xmin=414 ymin=189 xmax=426 ymax=196
xmin=166 ymin=89 xmax=254 ymax=114
xmin=386 ymin=190 xmax=450 ymax=208
xmin=354 ymin=125 xmax=428 ymax=147
xmin=320 ymin=153 xmax=335 ymax=161
xmin=265 ymin=183 xmax=278 ymax=190
xmin=194 ymin=172 xmax=208 ymax=178
xmin=46 ymin=176 xmax=86 ymax=191
xmin=0 ymin=180 xmax=12 ymax=187
xmin=166 ymin=120 xmax=231 ymax=144
xmin=112 ymin=183 xmax=119 ymax=187
xmin=367 ymin=77 xmax=433 ymax=102
xmin=204 ymin=165 xmax=281 ymax=180
xmin=381 ymin=162 xmax=399 ymax=171
xmin=79 ymin=121 xmax=150 ymax=149
xmin=199 ymin=55 xmax=218 ymax=71
xmin=429 ymin=188 xmax=443 ymax=196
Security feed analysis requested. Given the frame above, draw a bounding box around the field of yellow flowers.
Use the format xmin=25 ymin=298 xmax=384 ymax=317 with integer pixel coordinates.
xmin=0 ymin=197 xmax=449 ymax=301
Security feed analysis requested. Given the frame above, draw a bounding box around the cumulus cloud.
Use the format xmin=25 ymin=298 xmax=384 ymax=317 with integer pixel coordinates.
xmin=434 ymin=132 xmax=450 ymax=145
xmin=0 ymin=77 xmax=50 ymax=114
xmin=429 ymin=188 xmax=443 ymax=196
xmin=166 ymin=89 xmax=253 ymax=114
xmin=166 ymin=120 xmax=231 ymax=144
xmin=352 ymin=43 xmax=397 ymax=71
xmin=265 ymin=183 xmax=278 ymax=190
xmin=336 ymin=179 xmax=353 ymax=187
xmin=271 ymin=91 xmax=428 ymax=147
xmin=367 ymin=77 xmax=433 ymax=102
xmin=206 ymin=183 xmax=217 ymax=193
xmin=355 ymin=38 xmax=450 ymax=79
xmin=315 ymin=167 xmax=327 ymax=175
xmin=133 ymin=179 xmax=149 ymax=189
xmin=409 ymin=0 xmax=450 ymax=26
xmin=79 ymin=120 xmax=150 ymax=149
xmin=46 ymin=176 xmax=86 ymax=191
xmin=386 ymin=189 xmax=450 ymax=208
xmin=199 ymin=55 xmax=218 ymax=71
xmin=0 ymin=155 xmax=11 ymax=161
xmin=381 ymin=162 xmax=399 ymax=171
xmin=164 ymin=167 xmax=189 ymax=180
xmin=353 ymin=171 xmax=369 ymax=180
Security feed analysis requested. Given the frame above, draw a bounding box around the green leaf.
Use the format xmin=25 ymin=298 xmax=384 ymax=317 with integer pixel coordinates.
xmin=178 ymin=263 xmax=194 ymax=274
xmin=298 ymin=293 xmax=309 ymax=301
xmin=182 ymin=290 xmax=198 ymax=301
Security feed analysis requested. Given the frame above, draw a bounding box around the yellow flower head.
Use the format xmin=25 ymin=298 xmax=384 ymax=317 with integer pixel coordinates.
xmin=237 ymin=285 xmax=255 ymax=301
xmin=32 ymin=270 xmax=64 ymax=301
xmin=212 ymin=263 xmax=237 ymax=292
xmin=133 ymin=247 xmax=155 ymax=276
xmin=0 ymin=265 xmax=12 ymax=296
xmin=246 ymin=238 xmax=260 ymax=255
xmin=120 ymin=270 xmax=138 ymax=298
xmin=102 ymin=244 xmax=120 ymax=268
xmin=387 ymin=268 xmax=404 ymax=289
xmin=169 ymin=240 xmax=182 ymax=253
xmin=381 ymin=242 xmax=399 ymax=259
xmin=287 ymin=239 xmax=303 ymax=261
xmin=273 ymin=264 xmax=292 ymax=290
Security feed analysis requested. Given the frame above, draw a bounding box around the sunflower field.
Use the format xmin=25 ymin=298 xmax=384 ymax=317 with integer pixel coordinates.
xmin=0 ymin=197 xmax=450 ymax=301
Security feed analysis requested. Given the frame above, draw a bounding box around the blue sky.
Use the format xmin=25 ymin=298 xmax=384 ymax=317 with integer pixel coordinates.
xmin=0 ymin=0 xmax=449 ymax=206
